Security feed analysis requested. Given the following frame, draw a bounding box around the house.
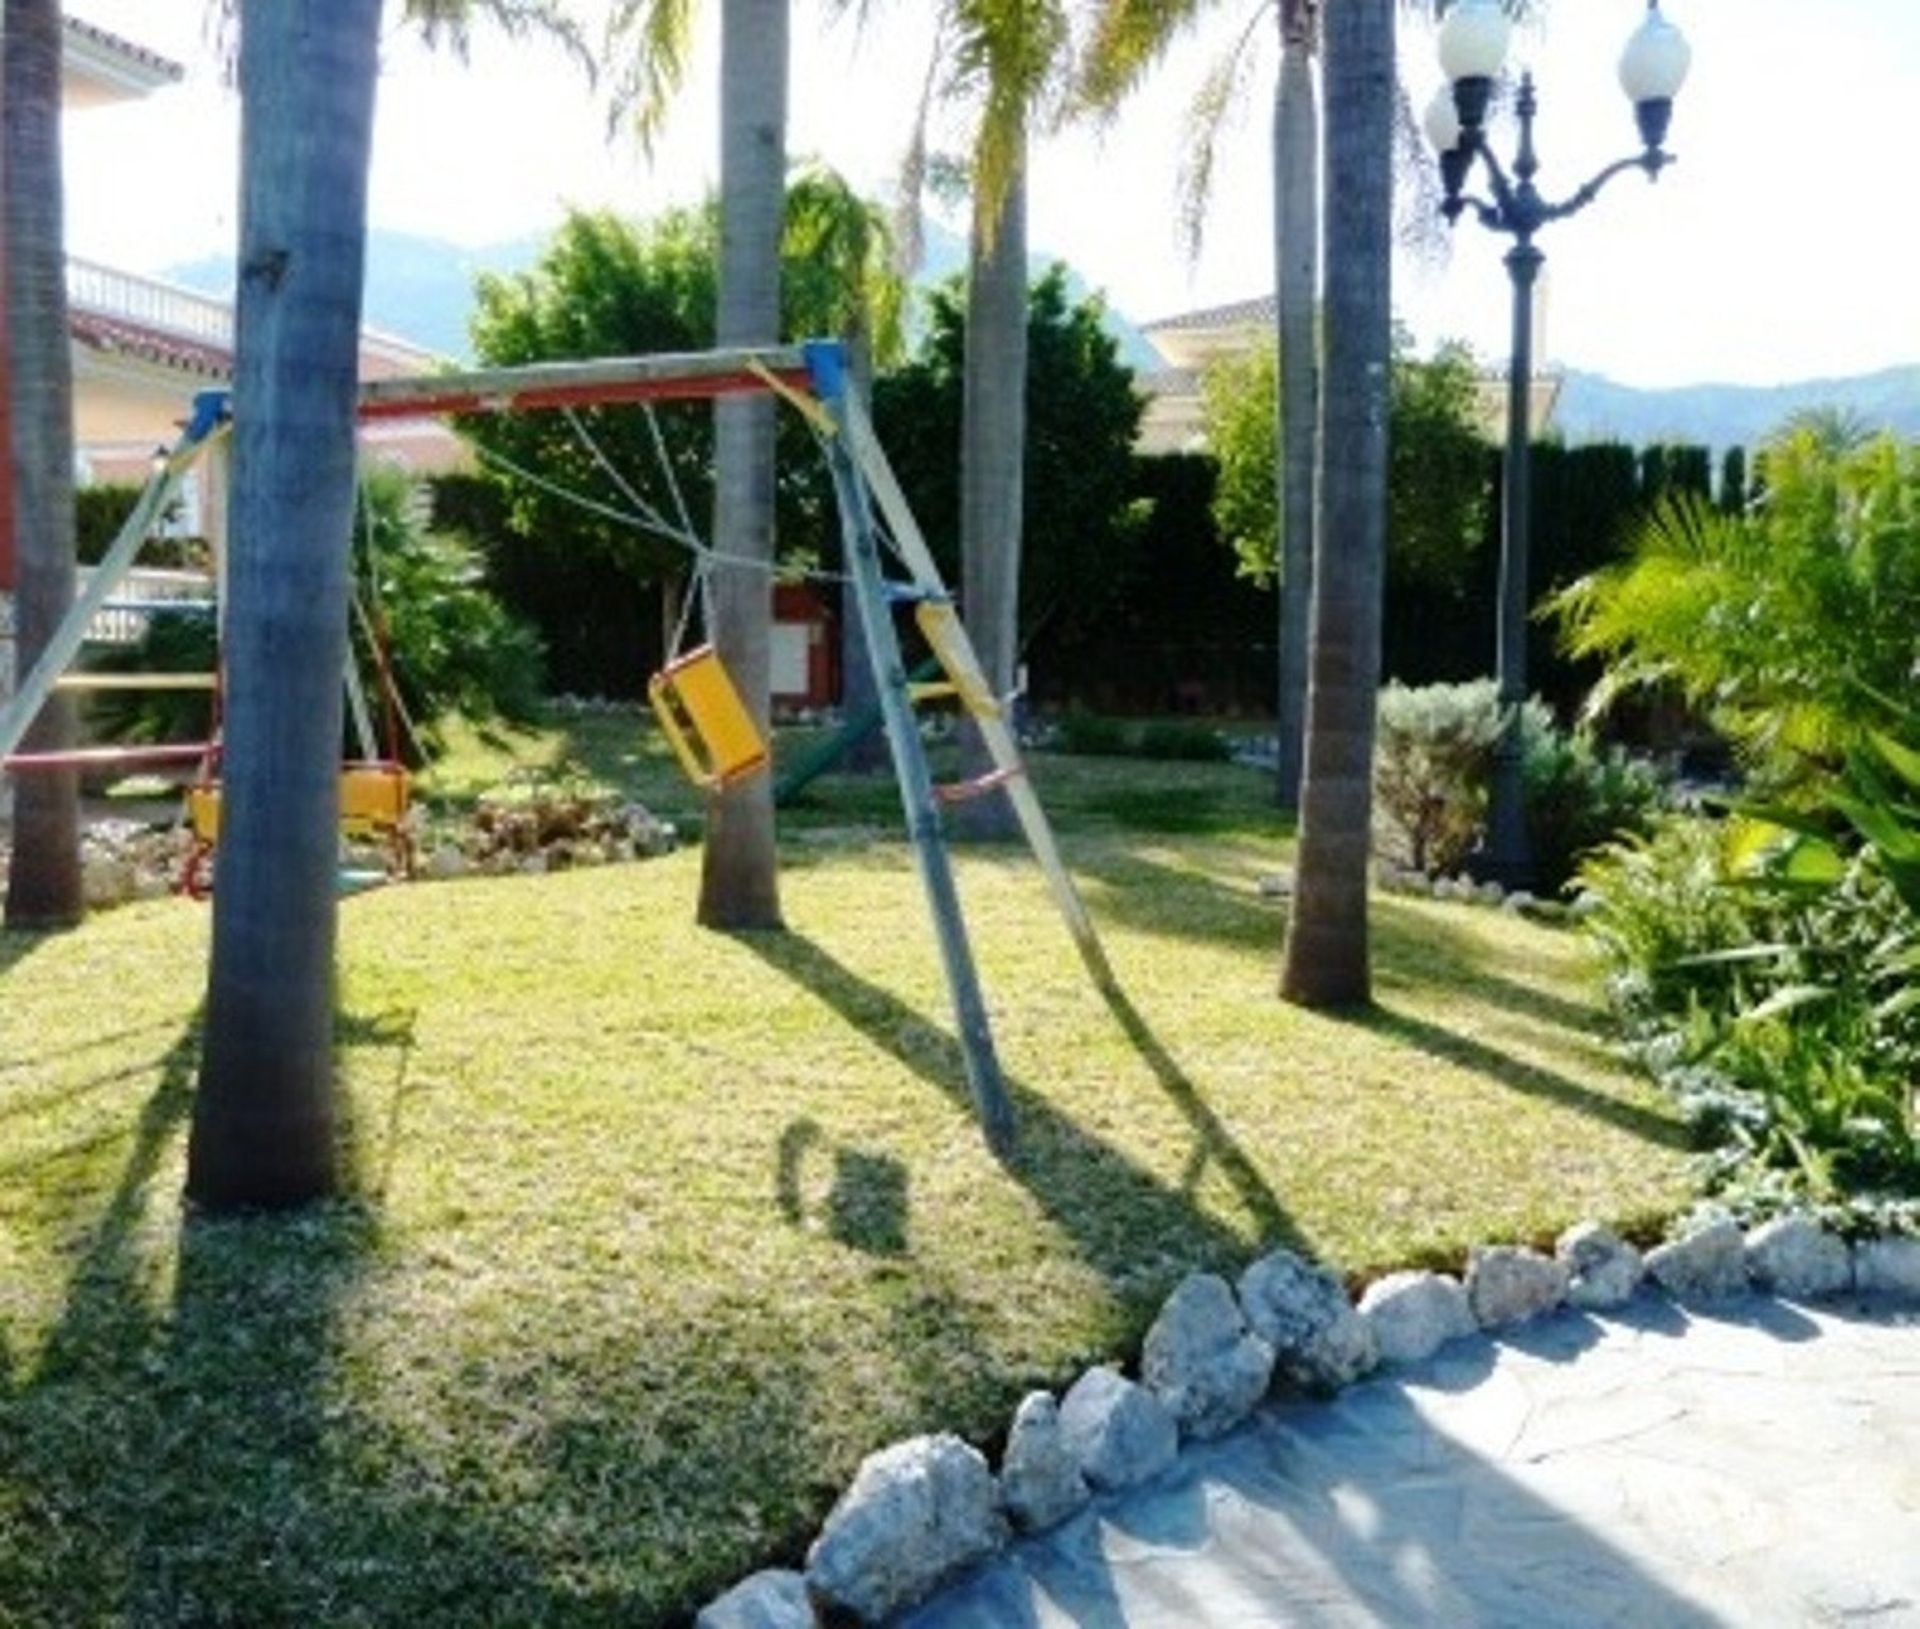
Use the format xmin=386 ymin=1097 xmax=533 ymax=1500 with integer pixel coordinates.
xmin=1135 ymin=292 xmax=1563 ymax=455
xmin=2 ymin=15 xmax=462 ymax=606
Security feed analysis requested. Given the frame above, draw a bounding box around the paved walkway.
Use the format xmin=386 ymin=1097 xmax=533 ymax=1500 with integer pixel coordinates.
xmin=904 ymin=1297 xmax=1920 ymax=1628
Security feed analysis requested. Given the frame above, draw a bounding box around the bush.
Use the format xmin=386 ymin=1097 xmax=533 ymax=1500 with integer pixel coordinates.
xmin=357 ymin=468 xmax=547 ymax=738
xmin=1373 ymin=678 xmax=1659 ymax=889
xmin=1134 ymin=719 xmax=1232 ymax=762
xmin=1523 ymin=728 xmax=1664 ymax=896
xmin=75 ymin=481 xmax=207 ymax=570
xmin=1050 ymin=708 xmax=1134 ymax=757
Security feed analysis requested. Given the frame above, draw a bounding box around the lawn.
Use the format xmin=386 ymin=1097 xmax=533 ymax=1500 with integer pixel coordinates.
xmin=0 ymin=716 xmax=1691 ymax=1624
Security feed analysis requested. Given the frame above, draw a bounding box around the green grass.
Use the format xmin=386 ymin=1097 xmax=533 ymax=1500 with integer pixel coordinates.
xmin=0 ymin=715 xmax=1691 ymax=1625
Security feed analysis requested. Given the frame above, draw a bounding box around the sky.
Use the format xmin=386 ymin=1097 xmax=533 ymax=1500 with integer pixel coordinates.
xmin=58 ymin=0 xmax=1920 ymax=390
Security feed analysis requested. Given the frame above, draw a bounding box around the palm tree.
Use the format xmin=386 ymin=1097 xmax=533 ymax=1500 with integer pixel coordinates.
xmin=1083 ymin=0 xmax=1318 ymax=812
xmin=186 ymin=0 xmax=386 ymax=1210
xmin=3 ymin=0 xmax=83 ymax=930
xmin=602 ymin=0 xmax=792 ymax=928
xmin=1278 ymin=0 xmax=1394 ymax=1007
xmin=782 ymin=162 xmax=905 ymax=773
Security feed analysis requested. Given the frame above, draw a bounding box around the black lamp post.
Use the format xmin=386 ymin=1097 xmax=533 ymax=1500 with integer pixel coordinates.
xmin=1426 ymin=0 xmax=1692 ymax=889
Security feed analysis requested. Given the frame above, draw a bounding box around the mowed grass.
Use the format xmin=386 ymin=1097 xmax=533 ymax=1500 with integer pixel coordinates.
xmin=0 ymin=723 xmax=1691 ymax=1624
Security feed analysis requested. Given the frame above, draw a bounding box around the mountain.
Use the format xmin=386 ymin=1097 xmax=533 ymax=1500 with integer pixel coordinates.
xmin=164 ymin=230 xmax=547 ymax=360
xmin=1553 ymin=364 xmax=1920 ymax=451
xmin=165 ymin=220 xmax=1158 ymax=371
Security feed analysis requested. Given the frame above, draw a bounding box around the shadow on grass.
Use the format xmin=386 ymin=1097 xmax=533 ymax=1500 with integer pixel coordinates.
xmin=1348 ymin=1002 xmax=1689 ymax=1152
xmin=740 ymin=931 xmax=1302 ymax=1297
xmin=1 ymin=998 xmax=830 ymax=1626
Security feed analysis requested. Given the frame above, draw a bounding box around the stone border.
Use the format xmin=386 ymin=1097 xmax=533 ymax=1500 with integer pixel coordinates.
xmin=695 ymin=1210 xmax=1920 ymax=1627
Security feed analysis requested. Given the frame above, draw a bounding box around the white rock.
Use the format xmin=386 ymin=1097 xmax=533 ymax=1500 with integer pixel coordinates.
xmin=1645 ymin=1215 xmax=1750 ymax=1301
xmin=1476 ymin=880 xmax=1506 ymax=906
xmin=1238 ymin=1248 xmax=1377 ymax=1393
xmin=806 ymin=1434 xmax=1004 ymax=1625
xmin=1466 ymin=1246 xmax=1569 ymax=1329
xmin=695 ymin=1569 xmax=813 ymax=1629
xmin=81 ymin=858 xmax=136 ymax=910
xmin=1057 ymin=1367 xmax=1178 ymax=1493
xmin=425 ymin=844 xmax=469 ymax=880
xmin=998 ymin=1392 xmax=1089 ymax=1533
xmin=1141 ymin=1272 xmax=1275 ymax=1440
xmin=1855 ymin=1236 xmax=1920 ymax=1301
xmin=1744 ymin=1215 xmax=1852 ymax=1301
xmin=1359 ymin=1271 xmax=1476 ymax=1366
xmin=1556 ymin=1221 xmax=1644 ymax=1311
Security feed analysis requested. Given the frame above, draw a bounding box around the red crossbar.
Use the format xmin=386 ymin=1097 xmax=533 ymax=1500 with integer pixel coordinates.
xmin=3 ymin=742 xmax=218 ymax=771
xmin=357 ymin=368 xmax=814 ymax=423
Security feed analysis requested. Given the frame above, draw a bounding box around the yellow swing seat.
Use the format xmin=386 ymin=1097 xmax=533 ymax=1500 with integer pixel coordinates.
xmin=183 ymin=762 xmax=414 ymax=898
xmin=648 ymin=643 xmax=770 ymax=791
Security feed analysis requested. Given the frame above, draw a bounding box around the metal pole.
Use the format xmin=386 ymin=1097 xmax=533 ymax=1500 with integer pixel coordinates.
xmin=1483 ymin=240 xmax=1541 ymax=887
xmin=812 ymin=351 xmax=1016 ymax=1158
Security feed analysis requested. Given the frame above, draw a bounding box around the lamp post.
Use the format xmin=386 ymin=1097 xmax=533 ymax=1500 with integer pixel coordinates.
xmin=1425 ymin=0 xmax=1691 ymax=889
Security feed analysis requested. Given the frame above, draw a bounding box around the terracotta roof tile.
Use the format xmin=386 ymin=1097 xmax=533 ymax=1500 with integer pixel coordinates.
xmin=69 ymin=309 xmax=231 ymax=380
xmin=64 ymin=15 xmax=185 ymax=83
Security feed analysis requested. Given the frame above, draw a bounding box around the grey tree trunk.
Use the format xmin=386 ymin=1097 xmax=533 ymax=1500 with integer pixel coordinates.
xmin=1280 ymin=0 xmax=1393 ymax=1009
xmin=1272 ymin=4 xmax=1318 ymax=816
xmin=956 ymin=153 xmax=1027 ymax=841
xmin=3 ymin=0 xmax=81 ymax=929
xmin=188 ymin=0 xmax=383 ymax=1210
xmin=697 ymin=0 xmax=787 ymax=929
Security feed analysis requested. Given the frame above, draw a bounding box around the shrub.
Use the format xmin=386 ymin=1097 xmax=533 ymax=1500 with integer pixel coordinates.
xmin=1050 ymin=708 xmax=1133 ymax=757
xmin=1134 ymin=719 xmax=1232 ymax=763
xmin=1523 ymin=728 xmax=1664 ymax=896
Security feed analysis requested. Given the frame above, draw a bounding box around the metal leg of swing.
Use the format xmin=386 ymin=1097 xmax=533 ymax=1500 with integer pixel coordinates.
xmin=819 ymin=408 xmax=1015 ymax=1158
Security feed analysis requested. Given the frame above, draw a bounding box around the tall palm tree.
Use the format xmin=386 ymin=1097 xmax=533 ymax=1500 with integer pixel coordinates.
xmin=3 ymin=0 xmax=83 ymax=930
xmin=604 ymin=0 xmax=791 ymax=928
xmin=1083 ymin=0 xmax=1318 ymax=812
xmin=1278 ymin=0 xmax=1394 ymax=1007
xmin=697 ymin=0 xmax=789 ymax=928
xmin=781 ymin=162 xmax=905 ymax=773
xmin=186 ymin=0 xmax=386 ymax=1210
xmin=836 ymin=0 xmax=1071 ymax=837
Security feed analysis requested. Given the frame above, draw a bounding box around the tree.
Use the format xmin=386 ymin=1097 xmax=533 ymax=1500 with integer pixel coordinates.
xmin=873 ymin=266 xmax=1146 ymax=676
xmin=1279 ymin=0 xmax=1394 ymax=1008
xmin=1205 ymin=328 xmax=1488 ymax=591
xmin=3 ymin=0 xmax=83 ymax=929
xmin=696 ymin=0 xmax=789 ymax=928
xmin=187 ymin=0 xmax=385 ymax=1209
xmin=1552 ymin=425 xmax=1920 ymax=787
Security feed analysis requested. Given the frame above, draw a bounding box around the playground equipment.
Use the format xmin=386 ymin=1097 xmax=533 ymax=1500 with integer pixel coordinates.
xmin=1 ymin=342 xmax=1109 ymax=1156
xmin=0 ymin=388 xmax=416 ymax=895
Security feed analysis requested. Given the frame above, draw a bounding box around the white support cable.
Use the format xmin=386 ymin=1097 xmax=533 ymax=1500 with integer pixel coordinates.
xmin=560 ymin=404 xmax=696 ymax=549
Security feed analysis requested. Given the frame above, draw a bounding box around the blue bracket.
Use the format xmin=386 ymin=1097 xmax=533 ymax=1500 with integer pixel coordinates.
xmin=185 ymin=389 xmax=232 ymax=445
xmin=802 ymin=338 xmax=849 ymax=410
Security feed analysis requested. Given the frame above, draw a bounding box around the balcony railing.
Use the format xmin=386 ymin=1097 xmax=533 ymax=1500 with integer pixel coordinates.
xmin=65 ymin=255 xmax=232 ymax=349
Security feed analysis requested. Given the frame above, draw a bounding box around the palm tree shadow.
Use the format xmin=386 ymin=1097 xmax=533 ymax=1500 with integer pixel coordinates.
xmin=1351 ymin=1002 xmax=1690 ymax=1150
xmin=737 ymin=931 xmax=1301 ymax=1295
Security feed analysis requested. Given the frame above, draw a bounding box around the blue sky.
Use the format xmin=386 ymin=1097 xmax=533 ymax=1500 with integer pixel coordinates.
xmin=60 ymin=1 xmax=1920 ymax=389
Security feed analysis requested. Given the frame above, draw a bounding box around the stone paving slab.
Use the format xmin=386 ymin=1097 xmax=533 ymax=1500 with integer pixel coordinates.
xmin=902 ymin=1297 xmax=1920 ymax=1628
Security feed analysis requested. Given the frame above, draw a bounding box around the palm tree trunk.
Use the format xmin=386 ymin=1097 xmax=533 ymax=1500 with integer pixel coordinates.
xmin=956 ymin=151 xmax=1027 ymax=840
xmin=1272 ymin=2 xmax=1318 ymax=816
xmin=3 ymin=0 xmax=82 ymax=929
xmin=1280 ymin=0 xmax=1393 ymax=1009
xmin=697 ymin=0 xmax=787 ymax=929
xmin=188 ymin=0 xmax=383 ymax=1210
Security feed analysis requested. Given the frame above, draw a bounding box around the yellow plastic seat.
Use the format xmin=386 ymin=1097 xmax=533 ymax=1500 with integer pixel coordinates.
xmin=648 ymin=644 xmax=770 ymax=790
xmin=181 ymin=762 xmax=413 ymax=895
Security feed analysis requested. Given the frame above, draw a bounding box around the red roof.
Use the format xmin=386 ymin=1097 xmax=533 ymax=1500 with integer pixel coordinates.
xmin=69 ymin=308 xmax=231 ymax=379
xmin=64 ymin=16 xmax=184 ymax=84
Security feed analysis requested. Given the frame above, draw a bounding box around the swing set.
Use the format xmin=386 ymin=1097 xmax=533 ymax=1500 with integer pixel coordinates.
xmin=0 ymin=341 xmax=1112 ymax=1156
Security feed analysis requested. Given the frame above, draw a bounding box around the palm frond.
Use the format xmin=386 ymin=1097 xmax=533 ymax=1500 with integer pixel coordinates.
xmin=603 ymin=0 xmax=696 ymax=153
xmin=1075 ymin=0 xmax=1240 ymax=119
xmin=1174 ymin=11 xmax=1267 ymax=262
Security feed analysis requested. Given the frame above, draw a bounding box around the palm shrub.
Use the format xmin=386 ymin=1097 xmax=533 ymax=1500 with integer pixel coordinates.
xmin=1551 ymin=425 xmax=1920 ymax=784
xmin=354 ymin=468 xmax=546 ymax=741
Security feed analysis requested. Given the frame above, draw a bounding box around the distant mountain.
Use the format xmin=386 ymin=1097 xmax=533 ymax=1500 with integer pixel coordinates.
xmin=165 ymin=230 xmax=546 ymax=360
xmin=1554 ymin=364 xmax=1920 ymax=451
xmin=166 ymin=220 xmax=1158 ymax=372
